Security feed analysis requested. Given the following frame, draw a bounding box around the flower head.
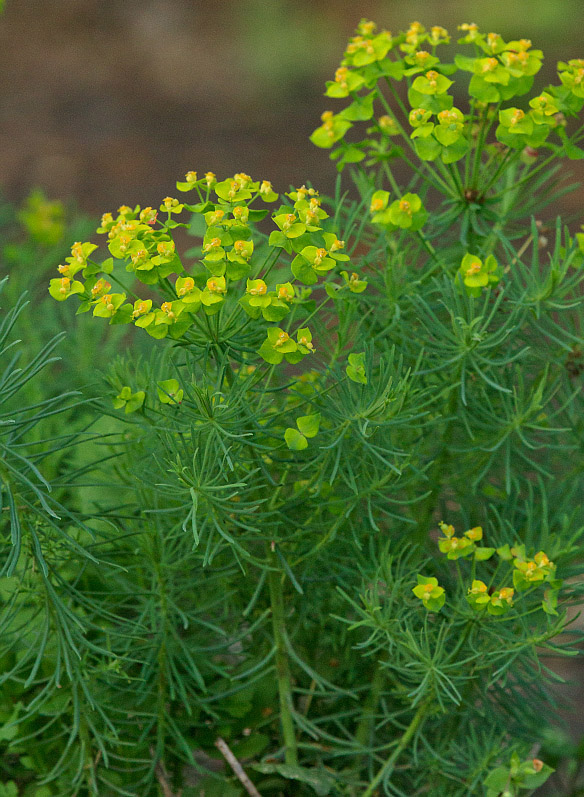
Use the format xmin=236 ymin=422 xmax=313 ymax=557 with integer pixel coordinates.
xmin=412 ymin=576 xmax=445 ymax=611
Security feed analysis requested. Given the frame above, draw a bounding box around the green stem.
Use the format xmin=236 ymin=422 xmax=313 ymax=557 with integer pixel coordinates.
xmin=487 ymin=146 xmax=559 ymax=201
xmin=267 ymin=543 xmax=299 ymax=766
xmin=464 ymin=99 xmax=477 ymax=188
xmin=381 ymin=163 xmax=438 ymax=263
xmin=479 ymin=148 xmax=520 ymax=198
xmin=470 ymin=102 xmax=501 ymax=191
xmin=362 ymin=698 xmax=431 ymax=797
xmin=354 ymin=659 xmax=385 ymax=755
xmin=413 ymin=378 xmax=459 ymax=546
xmin=377 ymin=84 xmax=456 ymax=197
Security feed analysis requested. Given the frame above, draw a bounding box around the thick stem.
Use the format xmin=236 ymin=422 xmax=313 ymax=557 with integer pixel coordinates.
xmin=362 ymin=699 xmax=430 ymax=797
xmin=267 ymin=544 xmax=299 ymax=766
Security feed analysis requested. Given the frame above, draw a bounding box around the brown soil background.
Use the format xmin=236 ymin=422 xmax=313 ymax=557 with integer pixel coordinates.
xmin=2 ymin=0 xmax=584 ymax=214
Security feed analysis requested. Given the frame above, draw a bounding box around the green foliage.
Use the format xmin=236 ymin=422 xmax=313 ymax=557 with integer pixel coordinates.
xmin=2 ymin=16 xmax=584 ymax=797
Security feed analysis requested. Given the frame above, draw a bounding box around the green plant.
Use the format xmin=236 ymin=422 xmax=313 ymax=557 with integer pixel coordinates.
xmin=2 ymin=17 xmax=584 ymax=796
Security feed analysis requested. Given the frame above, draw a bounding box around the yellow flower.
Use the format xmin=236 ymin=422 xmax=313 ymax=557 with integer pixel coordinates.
xmin=273 ymin=331 xmax=290 ymax=348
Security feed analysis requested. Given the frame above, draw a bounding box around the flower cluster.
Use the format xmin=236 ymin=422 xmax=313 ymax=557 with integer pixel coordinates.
xmin=511 ymin=546 xmax=556 ymax=591
xmin=413 ymin=522 xmax=560 ymax=617
xmin=466 ymin=580 xmax=515 ymax=616
xmin=437 ymin=521 xmax=493 ymax=560
xmin=49 ymin=172 xmax=367 ymax=370
xmin=312 ymin=20 xmax=584 ymax=171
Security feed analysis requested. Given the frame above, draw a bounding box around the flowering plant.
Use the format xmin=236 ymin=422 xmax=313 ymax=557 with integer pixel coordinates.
xmin=3 ymin=18 xmax=584 ymax=796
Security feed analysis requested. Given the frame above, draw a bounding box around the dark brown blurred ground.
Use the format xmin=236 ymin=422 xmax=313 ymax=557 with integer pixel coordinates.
xmin=2 ymin=0 xmax=584 ymax=214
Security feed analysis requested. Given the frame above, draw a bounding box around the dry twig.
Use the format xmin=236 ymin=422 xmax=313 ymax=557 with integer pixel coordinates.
xmin=214 ymin=736 xmax=262 ymax=797
xmin=150 ymin=746 xmax=182 ymax=797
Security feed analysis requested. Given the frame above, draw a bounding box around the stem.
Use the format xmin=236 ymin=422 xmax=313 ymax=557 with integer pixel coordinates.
xmin=381 ymin=163 xmax=438 ymax=263
xmin=267 ymin=542 xmax=299 ymax=766
xmin=362 ymin=698 xmax=431 ymax=797
xmin=471 ymin=102 xmax=502 ymax=191
xmin=354 ymin=659 xmax=385 ymax=754
xmin=487 ymin=147 xmax=557 ymax=201
xmin=479 ymin=148 xmax=520 ymax=198
xmin=413 ymin=378 xmax=459 ymax=546
xmin=464 ymin=99 xmax=477 ymax=188
xmin=377 ymin=83 xmax=457 ymax=197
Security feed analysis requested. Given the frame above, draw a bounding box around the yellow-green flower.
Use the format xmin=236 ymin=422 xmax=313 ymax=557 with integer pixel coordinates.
xmin=466 ymin=579 xmax=490 ymax=610
xmin=464 ymin=526 xmax=483 ymax=542
xmin=438 ymin=534 xmax=474 ymax=559
xmin=529 ymin=92 xmax=559 ymax=124
xmin=49 ymin=276 xmax=84 ymax=302
xmin=310 ymin=110 xmax=353 ymax=149
xmin=411 ymin=69 xmax=453 ymax=96
xmin=412 ymin=576 xmax=445 ymax=611
xmin=157 ymin=378 xmax=183 ymax=405
xmin=160 ymin=196 xmax=184 ymax=214
xmin=201 ymin=276 xmax=227 ymax=315
xmin=258 ymin=328 xmax=298 ymax=365
xmin=378 ymin=115 xmax=400 ymax=136
xmin=132 ymin=299 xmax=155 ymax=328
xmin=113 ymin=386 xmax=145 ymax=414
xmin=175 ymin=277 xmax=202 ymax=304
xmin=488 ymin=587 xmax=514 ymax=615
xmin=246 ymin=279 xmax=270 ymax=308
xmin=438 ymin=521 xmax=455 ymax=538
xmin=93 ymin=292 xmax=128 ymax=320
xmin=341 ymin=271 xmax=367 ymax=293
xmin=176 ymin=170 xmax=199 ymax=192
xmin=458 ymin=253 xmax=500 ymax=296
xmin=512 ymin=550 xmax=556 ymax=591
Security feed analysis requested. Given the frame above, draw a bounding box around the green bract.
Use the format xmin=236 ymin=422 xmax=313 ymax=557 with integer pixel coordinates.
xmin=346 ymin=351 xmax=367 ymax=384
xmin=412 ymin=575 xmax=446 ymax=611
xmin=285 ymin=413 xmax=321 ymax=451
xmin=156 ymin=378 xmax=183 ymax=405
xmin=458 ymin=253 xmax=500 ymax=296
xmin=113 ymin=386 xmax=146 ymax=413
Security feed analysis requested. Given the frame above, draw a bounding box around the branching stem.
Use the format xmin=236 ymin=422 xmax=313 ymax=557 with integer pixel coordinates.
xmin=362 ymin=698 xmax=431 ymax=797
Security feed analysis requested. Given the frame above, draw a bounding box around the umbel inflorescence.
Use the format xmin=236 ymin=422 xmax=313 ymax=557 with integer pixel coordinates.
xmin=49 ymin=20 xmax=584 ymax=365
xmin=49 ymin=176 xmax=354 ymax=370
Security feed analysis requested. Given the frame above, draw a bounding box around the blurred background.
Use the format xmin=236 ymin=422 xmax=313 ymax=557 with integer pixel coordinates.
xmin=1 ymin=0 xmax=584 ymax=214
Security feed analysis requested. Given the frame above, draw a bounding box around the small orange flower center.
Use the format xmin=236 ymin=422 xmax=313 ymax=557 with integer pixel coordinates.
xmin=133 ymin=301 xmax=149 ymax=317
xmin=466 ymin=260 xmax=482 ymax=276
xmin=282 ymin=213 xmax=296 ymax=231
xmin=178 ymin=278 xmax=195 ymax=296
xmin=482 ymin=57 xmax=498 ymax=73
